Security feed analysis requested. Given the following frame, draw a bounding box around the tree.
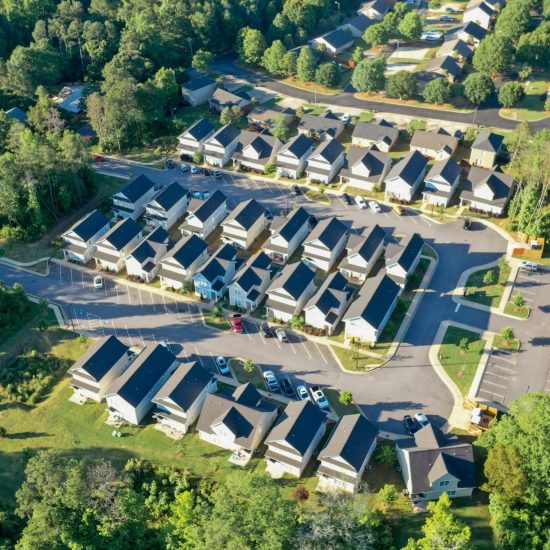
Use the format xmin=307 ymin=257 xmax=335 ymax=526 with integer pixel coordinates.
xmin=498 ymin=82 xmax=525 ymax=108
xmin=513 ymin=293 xmax=526 ymax=311
xmin=386 ymin=70 xmax=417 ymax=99
xmin=351 ymin=56 xmax=386 ymax=93
xmin=363 ymin=22 xmax=389 ymax=46
xmin=315 ymin=62 xmax=339 ymax=88
xmin=375 ymin=443 xmax=397 ymax=466
xmin=219 ymin=106 xmax=242 ymax=125
xmin=463 ymin=73 xmax=495 ymax=105
xmin=281 ymin=51 xmax=298 ymax=77
xmin=212 ymin=303 xmax=223 ymax=318
xmin=405 ymin=493 xmax=471 ymax=550
xmin=296 ymin=45 xmax=317 ymax=82
xmin=270 ymin=116 xmax=290 ymax=143
xmin=483 ymin=269 xmax=496 ymax=285
xmin=243 ymin=358 xmax=255 ymax=373
xmin=501 ymin=326 xmax=515 ymax=343
xmin=422 ymin=78 xmax=452 ymax=105
xmin=261 ymin=40 xmax=287 ymax=76
xmin=0 ymin=426 xmax=7 ymax=438
xmin=516 ymin=22 xmax=550 ymax=69
xmin=192 ymin=49 xmax=215 ymax=73
xmin=181 ymin=279 xmax=194 ymax=294
xmin=352 ymin=46 xmax=364 ymax=63
xmin=473 ymin=35 xmax=513 ymax=76
xmin=459 ymin=337 xmax=470 ymax=354
xmin=495 ymin=1 xmax=532 ymax=43
xmin=238 ymin=28 xmax=267 ymax=65
xmin=399 ymin=12 xmax=423 ymax=41
xmin=38 ymin=319 xmax=48 ymax=332
xmin=290 ymin=314 xmax=305 ymax=331
xmin=339 ymin=391 xmax=353 ymax=405
xmin=193 ymin=151 xmax=203 ymax=165
xmin=378 ymin=484 xmax=399 ymax=510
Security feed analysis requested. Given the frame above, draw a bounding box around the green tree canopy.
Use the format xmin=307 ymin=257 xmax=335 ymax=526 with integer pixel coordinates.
xmin=386 ymin=70 xmax=417 ymax=99
xmin=191 ymin=49 xmax=215 ymax=73
xmin=363 ymin=22 xmax=389 ymax=46
xmin=463 ymin=72 xmax=495 ymax=105
xmin=296 ymin=45 xmax=317 ymax=82
xmin=261 ymin=40 xmax=288 ymax=76
xmin=498 ymin=82 xmax=525 ymax=108
xmin=495 ymin=1 xmax=532 ymax=43
xmin=315 ymin=62 xmax=340 ymax=88
xmin=422 ymin=78 xmax=452 ymax=104
xmin=351 ymin=55 xmax=386 ymax=93
xmin=473 ymin=35 xmax=513 ymax=75
xmin=237 ymin=27 xmax=267 ymax=65
xmin=399 ymin=12 xmax=423 ymax=41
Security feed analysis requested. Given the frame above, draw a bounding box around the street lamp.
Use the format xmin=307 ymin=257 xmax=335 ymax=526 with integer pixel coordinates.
xmin=187 ymin=38 xmax=193 ymax=57
xmin=334 ymin=1 xmax=340 ymax=11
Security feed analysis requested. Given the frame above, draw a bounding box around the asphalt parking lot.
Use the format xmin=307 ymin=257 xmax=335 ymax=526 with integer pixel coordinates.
xmin=477 ymin=348 xmax=518 ymax=406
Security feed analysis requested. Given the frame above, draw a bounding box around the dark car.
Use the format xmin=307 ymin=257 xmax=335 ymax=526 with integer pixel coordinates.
xmin=280 ymin=377 xmax=296 ymax=399
xmin=341 ymin=193 xmax=353 ymax=205
xmin=166 ymin=159 xmax=175 ymax=169
xmin=403 ymin=415 xmax=419 ymax=435
xmin=463 ymin=218 xmax=472 ymax=230
xmin=213 ymin=170 xmax=222 ymax=179
xmin=261 ymin=323 xmax=273 ymax=338
xmin=202 ymin=168 xmax=212 ymax=176
xmin=292 ymin=185 xmax=302 ymax=196
xmin=309 ymin=215 xmax=318 ymax=228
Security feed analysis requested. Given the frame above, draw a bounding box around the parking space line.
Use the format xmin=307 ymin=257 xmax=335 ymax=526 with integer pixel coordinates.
xmin=194 ymin=346 xmax=204 ymax=367
xmin=149 ymin=291 xmax=157 ymax=312
xmin=485 ymin=370 xmax=510 ymax=382
xmin=409 ymin=216 xmax=418 ymax=225
xmin=314 ymin=342 xmax=329 ymax=365
xmin=174 ymin=300 xmax=181 ymax=320
xmin=481 ymin=378 xmax=507 ymax=389
xmin=138 ymin=329 xmax=145 ymax=347
xmin=162 ymin=294 xmax=169 ymax=314
xmin=420 ymin=216 xmax=432 ymax=226
xmin=81 ymin=271 xmax=85 ymax=288
xmin=124 ymin=325 xmax=134 ymax=347
xmin=287 ymin=340 xmax=297 ymax=354
xmin=209 ymin=352 xmax=220 ymax=374
xmin=187 ymin=304 xmax=195 ymax=322
xmin=138 ymin=289 xmax=144 ymax=307
xmin=300 ymin=339 xmax=312 ymax=359
xmin=242 ymin=322 xmax=252 ymax=341
xmin=383 ymin=212 xmax=389 ymax=219
xmin=70 ymin=268 xmax=74 ymax=286
xmin=114 ymin=283 xmax=120 ymax=302
xmin=274 ymin=336 xmax=282 ymax=349
xmin=478 ymin=387 xmax=505 ymax=399
xmin=490 ymin=355 xmax=516 ymax=366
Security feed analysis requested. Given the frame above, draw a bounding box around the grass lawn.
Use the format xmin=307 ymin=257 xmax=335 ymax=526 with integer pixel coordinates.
xmin=358 ymin=111 xmax=374 ymax=122
xmin=228 ymin=358 xmax=266 ymax=390
xmin=503 ymin=302 xmax=530 ymax=319
xmin=282 ymin=77 xmax=340 ymax=95
xmin=0 ymin=303 xmax=40 ymax=355
xmin=439 ymin=326 xmax=485 ymax=396
xmin=303 ymin=102 xmax=327 ymax=115
xmin=500 ymin=78 xmax=549 ymax=122
xmin=345 ymin=186 xmax=386 ymax=201
xmin=305 ymin=189 xmax=331 ymax=204
xmin=330 ymin=345 xmax=383 ymax=372
xmin=492 ymin=334 xmax=520 ymax=352
xmin=464 ymin=264 xmax=511 ymax=308
xmin=324 ymin=388 xmax=360 ymax=416
xmin=201 ymin=309 xmax=231 ymax=331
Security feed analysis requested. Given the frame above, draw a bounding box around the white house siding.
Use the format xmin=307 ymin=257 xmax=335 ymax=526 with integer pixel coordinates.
xmin=267 ymin=282 xmax=317 ymax=322
xmin=305 ymin=304 xmax=348 ymax=335
xmin=306 ymin=156 xmax=344 ymax=184
xmin=183 ymin=84 xmax=216 ymax=107
xmin=462 ymin=199 xmax=504 ymax=216
xmin=124 ymin=256 xmax=159 ymax=283
xmin=265 ymin=225 xmax=310 ymax=263
xmin=204 ymin=141 xmax=238 ymax=167
xmin=385 ymin=171 xmax=425 ymax=202
xmin=63 ymin=226 xmax=109 ymax=263
xmin=303 ymin=238 xmax=346 ymax=272
xmin=222 ymin=217 xmax=266 ymax=250
xmin=159 ymin=252 xmax=208 ymax=289
xmin=351 ymin=137 xmax=393 ymax=152
xmin=113 ymin=187 xmax=157 ymax=221
xmin=344 ymin=298 xmax=397 ymax=343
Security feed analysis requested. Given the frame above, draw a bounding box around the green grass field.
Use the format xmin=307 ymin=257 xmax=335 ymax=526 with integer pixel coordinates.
xmin=464 ymin=264 xmax=511 ymax=308
xmin=201 ymin=309 xmax=231 ymax=331
xmin=324 ymin=388 xmax=361 ymax=416
xmin=493 ymin=334 xmax=520 ymax=352
xmin=330 ymin=345 xmax=383 ymax=372
xmin=503 ymin=302 xmax=530 ymax=319
xmin=229 ymin=358 xmax=266 ymax=390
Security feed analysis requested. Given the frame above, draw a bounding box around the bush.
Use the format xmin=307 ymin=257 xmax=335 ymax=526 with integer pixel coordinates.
xmin=339 ymin=391 xmax=353 ymax=405
xmin=264 ymin=162 xmax=276 ymax=175
xmin=193 ymin=151 xmax=204 ymax=164
xmin=375 ymin=444 xmax=397 ymax=466
xmin=315 ymin=62 xmax=340 ymax=88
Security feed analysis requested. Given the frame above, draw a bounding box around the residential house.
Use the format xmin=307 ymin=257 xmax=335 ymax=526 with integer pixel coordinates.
xmin=124 ymin=227 xmax=169 ymax=283
xmin=232 ymin=132 xmax=282 ymax=173
xmin=275 ymin=134 xmax=314 ymax=179
xmin=265 ymin=400 xmax=328 ymax=478
xmin=298 ymin=112 xmax=345 ymax=141
xmin=112 ymin=174 xmax=157 ymax=220
xmin=264 ymin=206 xmax=312 ymax=263
xmin=228 ymin=252 xmax=275 ymax=310
xmin=469 ymin=131 xmax=504 ymax=169
xmin=265 ymin=261 xmax=317 ymax=322
xmin=385 ymin=233 xmax=425 ymax=287
xmin=410 ymin=130 xmax=459 ymax=161
xmin=177 ymin=118 xmax=216 ymax=160
xmin=55 ymin=84 xmax=84 ymax=113
xmin=203 ymin=123 xmax=241 ymax=167
xmin=144 ymin=182 xmax=190 ymax=230
xmin=179 ymin=189 xmax=228 ymax=239
xmin=436 ymin=39 xmax=473 ymax=62
xmin=459 ymin=166 xmax=514 ymax=216
xmin=61 ymin=209 xmax=110 ymax=263
xmin=359 ymin=0 xmax=391 ymax=20
xmin=384 ymin=151 xmax=428 ymax=202
xmin=304 ymin=272 xmax=354 ymax=335
xmin=396 ymin=424 xmax=476 ymax=502
xmin=463 ymin=1 xmax=494 ymax=29
xmin=208 ymin=88 xmax=251 ymax=114
xmin=105 ymin=344 xmax=178 ymax=425
xmin=302 ymin=217 xmax=348 ymax=272
xmin=351 ymin=121 xmax=399 ymax=152
xmin=181 ymin=76 xmax=217 ymax=107
xmin=92 ymin=218 xmax=143 ymax=273
xmin=339 ymin=224 xmax=386 ymax=282
xmin=339 ymin=146 xmax=392 ymax=191
xmin=158 ymin=234 xmax=209 ymax=289
xmin=247 ymin=106 xmax=295 ymax=129
xmin=343 ymin=273 xmax=402 ymax=343
xmin=152 ymin=361 xmax=217 ymax=436
xmin=305 ymin=139 xmax=345 ymax=184
xmin=340 ymin=14 xmax=377 ymax=37
xmin=422 ymin=158 xmax=462 ymax=207
xmin=313 ymin=29 xmax=354 ymax=55
xmin=197 ymin=383 xmax=278 ymax=464
xmin=426 ymin=55 xmax=463 ymax=82
xmin=317 ymin=413 xmax=380 ymax=493
xmin=456 ymin=21 xmax=487 ymax=46
xmin=5 ymin=107 xmax=27 ymax=124
xmin=221 ymin=199 xmax=269 ymax=249
xmin=68 ymin=336 xmax=134 ymax=402
xmin=193 ymin=243 xmax=240 ymax=301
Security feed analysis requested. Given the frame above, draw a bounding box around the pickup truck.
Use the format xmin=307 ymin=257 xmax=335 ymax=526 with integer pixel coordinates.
xmin=310 ymin=385 xmax=330 ymax=410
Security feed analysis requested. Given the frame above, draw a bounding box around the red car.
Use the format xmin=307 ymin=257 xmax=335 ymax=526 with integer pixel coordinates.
xmin=94 ymin=155 xmax=106 ymax=162
xmin=231 ymin=317 xmax=244 ymax=333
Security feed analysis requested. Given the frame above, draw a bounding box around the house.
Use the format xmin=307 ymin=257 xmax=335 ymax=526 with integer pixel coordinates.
xmin=177 ymin=118 xmax=216 ymax=160
xmin=340 ymin=14 xmax=377 ymax=37
xmin=179 ymin=189 xmax=228 ymax=239
xmin=181 ymin=76 xmax=217 ymax=107
xmin=158 ymin=234 xmax=209 ymax=289
xmin=105 ymin=344 xmax=178 ymax=425
xmin=54 ymin=84 xmax=84 ymax=113
xmin=343 ymin=273 xmax=402 ymax=343
xmin=384 ymin=151 xmax=428 ymax=202
xmin=385 ymin=233 xmax=425 ymax=287
xmin=305 ymin=139 xmax=345 ymax=184
xmin=436 ymin=39 xmax=473 ymax=62
xmin=339 ymin=224 xmax=386 ymax=282
xmin=144 ymin=182 xmax=190 ymax=230
xmin=317 ymin=413 xmax=380 ymax=493
xmin=351 ymin=121 xmax=399 ymax=152
xmin=112 ymin=174 xmax=157 ymax=220
xmin=228 ymin=252 xmax=275 ymax=310
xmin=197 ymin=383 xmax=278 ymax=465
xmin=68 ymin=336 xmax=134 ymax=402
xmin=152 ymin=361 xmax=217 ymax=436
xmin=298 ymin=112 xmax=345 ymax=141
xmin=313 ymin=28 xmax=354 ymax=55
xmin=463 ymin=1 xmax=494 ymax=29
xmin=193 ymin=243 xmax=240 ymax=301
xmin=232 ymin=132 xmax=282 ymax=173
xmin=275 ymin=134 xmax=314 ymax=179
xmin=208 ymin=88 xmax=251 ymax=114
xmin=304 ymin=272 xmax=354 ymax=335
xmin=265 ymin=261 xmax=317 ymax=322
xmin=265 ymin=400 xmax=328 ymax=478
xmin=426 ymin=55 xmax=463 ymax=82
xmin=124 ymin=227 xmax=169 ymax=283
xmin=410 ymin=130 xmax=459 ymax=161
xmin=459 ymin=167 xmax=514 ymax=216
xmin=339 ymin=146 xmax=392 ymax=191
xmin=396 ymin=424 xmax=476 ymax=502
xmin=359 ymin=0 xmax=391 ymax=20
xmin=5 ymin=107 xmax=27 ymax=124
xmin=456 ymin=21 xmax=487 ymax=46
xmin=203 ymin=123 xmax=241 ymax=167
xmin=92 ymin=218 xmax=143 ymax=273
xmin=221 ymin=199 xmax=269 ymax=249
xmin=61 ymin=209 xmax=110 ymax=263
xmin=302 ymin=217 xmax=348 ymax=271
xmin=264 ymin=206 xmax=312 ymax=263
xmin=469 ymin=131 xmax=504 ymax=169
xmin=422 ymin=158 xmax=462 ymax=207
xmin=247 ymin=106 xmax=295 ymax=129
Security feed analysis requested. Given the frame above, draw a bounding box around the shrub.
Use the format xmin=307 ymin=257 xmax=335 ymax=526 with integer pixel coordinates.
xmin=339 ymin=391 xmax=353 ymax=405
xmin=375 ymin=444 xmax=397 ymax=466
xmin=193 ymin=151 xmax=204 ymax=164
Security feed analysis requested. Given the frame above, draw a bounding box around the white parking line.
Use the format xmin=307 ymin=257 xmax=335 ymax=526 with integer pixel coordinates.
xmin=187 ymin=304 xmax=195 ymax=322
xmin=274 ymin=335 xmax=282 ymax=349
xmin=420 ymin=216 xmax=432 ymax=226
xmin=194 ymin=346 xmax=204 ymax=367
xmin=138 ymin=329 xmax=145 ymax=347
xmin=174 ymin=300 xmax=181 ymax=320
xmin=242 ymin=321 xmax=252 ymax=341
xmin=287 ymin=340 xmax=297 ymax=355
xmin=81 ymin=271 xmax=85 ymax=288
xmin=124 ymin=325 xmax=134 ymax=346
xmin=162 ymin=294 xmax=169 ymax=314
xmin=209 ymin=352 xmax=220 ymax=374
xmin=70 ymin=268 xmax=74 ymax=286
xmin=478 ymin=387 xmax=505 ymax=399
xmin=409 ymin=216 xmax=418 ymax=225
xmin=485 ymin=370 xmax=510 ymax=383
xmin=138 ymin=289 xmax=144 ymax=307
xmin=382 ymin=212 xmax=389 ymax=219
xmin=491 ymin=354 xmax=516 ymax=366
xmin=482 ymin=378 xmax=507 ymax=389
xmin=149 ymin=291 xmax=157 ymax=312
xmin=314 ymin=342 xmax=329 ymax=365
xmin=114 ymin=283 xmax=120 ymax=302
xmin=488 ymin=363 xmax=514 ymax=373
xmin=300 ymin=339 xmax=312 ymax=359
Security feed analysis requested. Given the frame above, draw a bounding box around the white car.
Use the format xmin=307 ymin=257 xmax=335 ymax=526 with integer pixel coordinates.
xmin=310 ymin=385 xmax=330 ymax=410
xmin=519 ymin=261 xmax=538 ymax=272
xmin=93 ymin=275 xmax=103 ymax=289
xmin=341 ymin=113 xmax=351 ymax=123
xmin=368 ymin=200 xmax=381 ymax=213
xmin=355 ymin=195 xmax=367 ymax=209
xmin=263 ymin=370 xmax=280 ymax=393
xmin=422 ymin=30 xmax=443 ymax=42
xmin=190 ymin=165 xmax=199 ymax=174
xmin=275 ymin=328 xmax=288 ymax=343
xmin=296 ymin=385 xmax=310 ymax=401
xmin=216 ymin=356 xmax=230 ymax=375
xmin=414 ymin=412 xmax=430 ymax=427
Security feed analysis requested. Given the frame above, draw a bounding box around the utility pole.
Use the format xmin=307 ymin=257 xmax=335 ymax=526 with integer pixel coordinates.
xmin=334 ymin=1 xmax=340 ymax=12
xmin=187 ymin=38 xmax=193 ymax=57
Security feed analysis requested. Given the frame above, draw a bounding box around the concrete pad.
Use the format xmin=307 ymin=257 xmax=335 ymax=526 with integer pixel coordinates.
xmin=384 ymin=63 xmax=418 ymax=75
xmin=247 ymin=87 xmax=279 ymax=104
xmin=389 ymin=47 xmax=430 ymax=61
xmin=222 ymin=75 xmax=250 ymax=92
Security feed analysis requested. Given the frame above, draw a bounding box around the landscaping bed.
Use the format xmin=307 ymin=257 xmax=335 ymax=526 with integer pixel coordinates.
xmin=305 ymin=189 xmax=331 ymax=204
xmin=503 ymin=302 xmax=530 ymax=319
xmin=324 ymin=388 xmax=361 ymax=416
xmin=464 ymin=263 xmax=511 ymax=308
xmin=202 ymin=309 xmax=231 ymax=331
xmin=228 ymin=358 xmax=266 ymax=390
xmin=330 ymin=345 xmax=382 ymax=372
xmin=492 ymin=335 xmax=520 ymax=352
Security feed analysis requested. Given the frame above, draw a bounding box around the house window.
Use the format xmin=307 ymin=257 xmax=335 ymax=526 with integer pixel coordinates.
xmin=448 ymin=490 xmax=456 ymax=496
xmin=439 ymin=480 xmax=450 ymax=487
xmin=234 ymin=289 xmax=242 ymax=296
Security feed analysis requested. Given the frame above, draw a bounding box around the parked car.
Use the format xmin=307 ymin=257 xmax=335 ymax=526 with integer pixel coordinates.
xmin=179 ymin=163 xmax=189 ymax=173
xmin=403 ymin=414 xmax=419 ymax=435
xmin=414 ymin=412 xmax=429 ymax=427
xmin=341 ymin=113 xmax=351 ymax=124
xmin=440 ymin=14 xmax=454 ymax=21
xmin=190 ymin=165 xmax=199 ymax=174
xmin=166 ymin=159 xmax=175 ymax=169
xmin=355 ymin=195 xmax=367 ymax=209
xmin=341 ymin=193 xmax=354 ymax=205
xmin=202 ymin=191 xmax=210 ymax=200
xmin=192 ymin=191 xmax=204 ymax=199
xmin=202 ymin=168 xmax=212 ymax=176
xmin=94 ymin=155 xmax=106 ymax=162
xmin=93 ymin=275 xmax=103 ymax=289
xmin=213 ymin=170 xmax=222 ymax=179
xmin=422 ymin=30 xmax=443 ymax=41
xmin=519 ymin=261 xmax=538 ymax=272
xmin=296 ymin=384 xmax=310 ymax=401
xmin=463 ymin=218 xmax=472 ymax=230
xmin=280 ymin=377 xmax=296 ymax=398
xmin=309 ymin=215 xmax=318 ymax=228
xmin=263 ymin=370 xmax=280 ymax=393
xmin=393 ymin=204 xmax=404 ymax=216
xmin=446 ymin=7 xmax=457 ymax=13
xmin=216 ymin=356 xmax=230 ymax=375
xmin=292 ymin=184 xmax=302 ymax=196
xmin=310 ymin=385 xmax=330 ymax=410
xmin=261 ymin=323 xmax=273 ymax=338
xmin=231 ymin=316 xmax=244 ymax=333
xmin=275 ymin=328 xmax=288 ymax=343
xmin=368 ymin=200 xmax=382 ymax=214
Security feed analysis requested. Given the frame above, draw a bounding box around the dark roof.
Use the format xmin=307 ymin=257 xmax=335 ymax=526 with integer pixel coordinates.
xmin=100 ymin=218 xmax=142 ymax=251
xmin=162 ymin=234 xmax=208 ymax=269
xmin=105 ymin=344 xmax=176 ymax=407
xmin=427 ymin=55 xmax=462 ymax=77
xmin=127 ymin=226 xmax=168 ymax=263
xmin=310 ymin=138 xmax=345 ymax=164
xmin=232 ymin=252 xmax=272 ymax=293
xmin=306 ymin=217 xmax=348 ymax=250
xmin=278 ymin=133 xmax=314 ymax=158
xmin=68 ymin=335 xmax=129 ymax=382
xmin=182 ymin=75 xmax=216 ymax=92
xmin=115 ymin=174 xmax=156 ymax=203
xmin=471 ymin=131 xmax=504 ymax=153
xmin=461 ymin=166 xmax=514 ymax=206
xmin=362 ymin=0 xmax=391 ymax=14
xmin=319 ymin=28 xmax=353 ymax=50
xmin=344 ymin=273 xmax=401 ymax=329
xmin=305 ymin=271 xmax=353 ymax=317
xmin=196 ymin=243 xmax=237 ymax=283
xmin=318 ymin=414 xmax=379 ymax=472
xmin=182 ymin=118 xmax=216 ymax=141
xmin=148 ymin=182 xmax=188 ymax=211
xmin=352 ymin=121 xmax=398 ymax=145
xmin=232 ymin=382 xmax=263 ymax=407
xmin=208 ymin=123 xmax=240 ymax=147
xmin=223 ymin=199 xmax=266 ymax=230
xmin=411 ymin=130 xmax=459 ymax=153
xmin=347 ymin=224 xmax=386 ymax=262
xmin=209 ymin=88 xmax=249 ymax=109
xmin=387 ymin=233 xmax=424 ymax=272
xmin=385 ymin=150 xmax=428 ymax=186
xmin=274 ymin=207 xmax=310 ymax=243
xmin=461 ymin=21 xmax=487 ymax=40
xmin=426 ymin=158 xmax=462 ymax=186
xmin=344 ymin=146 xmax=389 ymax=180
xmin=298 ymin=115 xmax=344 ymax=138
xmin=437 ymin=38 xmax=473 ymax=60
xmin=467 ymin=1 xmax=493 ymax=15
xmin=5 ymin=107 xmax=27 ymax=123
xmin=266 ymin=400 xmax=326 ymax=456
xmin=345 ymin=14 xmax=376 ymax=33
xmin=238 ymin=133 xmax=279 ymax=160
xmin=193 ymin=189 xmax=227 ymax=222
xmin=268 ymin=261 xmax=316 ymax=300
xmin=66 ymin=209 xmax=109 ymax=242
xmin=152 ymin=361 xmax=214 ymax=413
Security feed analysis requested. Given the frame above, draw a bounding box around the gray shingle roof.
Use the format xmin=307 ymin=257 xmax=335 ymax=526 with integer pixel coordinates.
xmin=278 ymin=133 xmax=314 ymax=159
xmin=386 ymin=233 xmax=424 ymax=272
xmin=310 ymin=138 xmax=344 ymax=164
xmin=66 ymin=209 xmax=109 ymax=242
xmin=344 ymin=14 xmax=376 ymax=33
xmin=342 ymin=146 xmax=390 ymax=181
xmin=346 ymin=224 xmax=386 ymax=262
xmin=427 ymin=55 xmax=462 ymax=77
xmin=161 ymin=234 xmax=207 ymax=269
xmin=461 ymin=21 xmax=487 ymax=40
xmin=127 ymin=226 xmax=168 ymax=264
xmin=461 ymin=166 xmax=514 ymax=206
xmin=298 ymin=115 xmax=344 ymax=138
xmin=268 ymin=261 xmax=316 ymax=300
xmin=411 ymin=130 xmax=459 ymax=154
xmin=231 ymin=251 xmax=272 ymax=293
xmin=100 ymin=218 xmax=142 ymax=251
xmin=115 ymin=174 xmax=156 ymax=203
xmin=305 ymin=271 xmax=353 ymax=317
xmin=223 ymin=199 xmax=266 ymax=230
xmin=182 ymin=117 xmax=216 ymax=141
xmin=148 ymin=182 xmax=188 ymax=211
xmin=182 ymin=75 xmax=215 ymax=92
xmin=352 ymin=121 xmax=398 ymax=145
xmin=437 ymin=38 xmax=473 ymax=60
xmin=320 ymin=28 xmax=354 ymax=50
xmin=5 ymin=107 xmax=27 ymax=123
xmin=305 ymin=217 xmax=348 ymax=251
xmin=192 ymin=189 xmax=227 ymax=222
xmin=425 ymin=158 xmax=462 ymax=186
xmin=208 ymin=123 xmax=240 ymax=147
xmin=386 ymin=150 xmax=428 ymax=186
xmin=196 ymin=243 xmax=238 ymax=283
xmin=273 ymin=207 xmax=311 ymax=243
xmin=471 ymin=131 xmax=504 ymax=153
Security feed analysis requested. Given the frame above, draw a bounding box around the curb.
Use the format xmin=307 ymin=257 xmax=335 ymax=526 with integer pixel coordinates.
xmin=0 ymin=256 xmax=51 ymax=277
